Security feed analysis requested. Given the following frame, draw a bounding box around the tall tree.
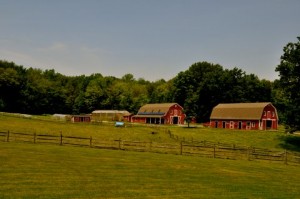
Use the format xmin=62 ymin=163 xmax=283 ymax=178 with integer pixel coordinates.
xmin=0 ymin=61 xmax=25 ymax=112
xmin=275 ymin=36 xmax=300 ymax=132
xmin=173 ymin=62 xmax=224 ymax=122
xmin=172 ymin=62 xmax=272 ymax=122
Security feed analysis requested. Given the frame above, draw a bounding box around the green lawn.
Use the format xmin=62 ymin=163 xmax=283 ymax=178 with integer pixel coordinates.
xmin=0 ymin=114 xmax=172 ymax=143
xmin=0 ymin=142 xmax=300 ymax=199
xmin=0 ymin=114 xmax=288 ymax=150
xmin=169 ymin=126 xmax=285 ymax=150
xmin=0 ymin=114 xmax=299 ymax=198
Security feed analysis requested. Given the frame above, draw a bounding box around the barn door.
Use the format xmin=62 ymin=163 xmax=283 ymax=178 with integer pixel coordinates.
xmin=238 ymin=122 xmax=242 ymax=129
xmin=222 ymin=121 xmax=226 ymax=128
xmin=173 ymin=117 xmax=179 ymax=124
xmin=266 ymin=120 xmax=272 ymax=129
xmin=215 ymin=121 xmax=218 ymax=128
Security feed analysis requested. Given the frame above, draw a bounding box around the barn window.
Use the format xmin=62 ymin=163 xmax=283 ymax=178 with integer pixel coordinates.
xmin=272 ymin=112 xmax=275 ymax=117
xmin=247 ymin=122 xmax=251 ymax=126
xmin=263 ymin=111 xmax=266 ymax=116
xmin=230 ymin=121 xmax=234 ymax=129
xmin=251 ymin=122 xmax=255 ymax=127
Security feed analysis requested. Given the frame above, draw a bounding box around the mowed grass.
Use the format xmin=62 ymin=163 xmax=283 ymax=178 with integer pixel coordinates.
xmin=1 ymin=142 xmax=300 ymax=199
xmin=169 ymin=127 xmax=285 ymax=150
xmin=0 ymin=114 xmax=287 ymax=150
xmin=0 ymin=115 xmax=172 ymax=143
xmin=0 ymin=114 xmax=299 ymax=198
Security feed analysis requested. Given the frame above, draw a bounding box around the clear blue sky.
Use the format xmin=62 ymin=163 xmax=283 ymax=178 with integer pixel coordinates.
xmin=1 ymin=0 xmax=300 ymax=81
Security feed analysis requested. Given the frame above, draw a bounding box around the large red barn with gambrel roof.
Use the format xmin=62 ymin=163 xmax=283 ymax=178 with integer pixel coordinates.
xmin=210 ymin=102 xmax=278 ymax=130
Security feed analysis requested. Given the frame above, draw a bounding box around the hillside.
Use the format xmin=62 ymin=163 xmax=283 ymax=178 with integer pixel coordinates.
xmin=1 ymin=142 xmax=300 ymax=198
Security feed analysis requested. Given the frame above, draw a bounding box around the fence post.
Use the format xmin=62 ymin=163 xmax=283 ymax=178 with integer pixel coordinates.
xmin=6 ymin=130 xmax=10 ymax=142
xmin=90 ymin=136 xmax=93 ymax=148
xmin=60 ymin=131 xmax=63 ymax=145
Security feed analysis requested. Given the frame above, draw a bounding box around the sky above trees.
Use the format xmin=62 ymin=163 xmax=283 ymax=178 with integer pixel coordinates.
xmin=1 ymin=0 xmax=300 ymax=81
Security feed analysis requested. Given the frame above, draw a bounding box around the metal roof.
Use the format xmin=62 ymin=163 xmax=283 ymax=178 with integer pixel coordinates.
xmin=92 ymin=110 xmax=131 ymax=115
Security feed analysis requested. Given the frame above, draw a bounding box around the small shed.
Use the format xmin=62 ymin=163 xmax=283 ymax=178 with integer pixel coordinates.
xmin=132 ymin=103 xmax=185 ymax=125
xmin=123 ymin=113 xmax=134 ymax=122
xmin=52 ymin=114 xmax=69 ymax=121
xmin=71 ymin=115 xmax=91 ymax=123
xmin=210 ymin=102 xmax=278 ymax=130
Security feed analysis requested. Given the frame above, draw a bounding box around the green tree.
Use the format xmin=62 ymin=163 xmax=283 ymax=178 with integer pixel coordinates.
xmin=122 ymin=73 xmax=135 ymax=82
xmin=172 ymin=62 xmax=272 ymax=123
xmin=275 ymin=36 xmax=300 ymax=133
xmin=0 ymin=61 xmax=25 ymax=112
xmin=84 ymin=75 xmax=106 ymax=112
xmin=173 ymin=62 xmax=224 ymax=122
xmin=148 ymin=79 xmax=173 ymax=103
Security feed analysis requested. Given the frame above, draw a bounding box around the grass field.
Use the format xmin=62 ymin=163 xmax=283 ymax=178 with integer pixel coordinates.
xmin=1 ymin=142 xmax=300 ymax=198
xmin=0 ymin=114 xmax=172 ymax=143
xmin=169 ymin=126 xmax=285 ymax=150
xmin=0 ymin=114 xmax=289 ymax=150
xmin=1 ymin=114 xmax=300 ymax=198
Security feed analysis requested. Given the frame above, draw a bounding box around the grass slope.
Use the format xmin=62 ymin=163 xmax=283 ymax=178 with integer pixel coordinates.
xmin=0 ymin=114 xmax=171 ymax=143
xmin=1 ymin=142 xmax=300 ymax=199
xmin=0 ymin=114 xmax=287 ymax=150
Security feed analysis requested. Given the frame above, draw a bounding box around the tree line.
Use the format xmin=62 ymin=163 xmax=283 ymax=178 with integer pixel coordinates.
xmin=0 ymin=60 xmax=273 ymax=121
xmin=0 ymin=37 xmax=299 ymax=129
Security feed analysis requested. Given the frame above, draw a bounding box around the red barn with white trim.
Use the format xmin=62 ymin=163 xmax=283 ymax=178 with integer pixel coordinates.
xmin=132 ymin=103 xmax=185 ymax=125
xmin=210 ymin=102 xmax=278 ymax=130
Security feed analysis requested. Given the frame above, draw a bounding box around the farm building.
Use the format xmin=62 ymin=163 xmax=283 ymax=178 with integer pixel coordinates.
xmin=52 ymin=114 xmax=70 ymax=121
xmin=210 ymin=102 xmax=278 ymax=130
xmin=71 ymin=115 xmax=91 ymax=123
xmin=91 ymin=110 xmax=131 ymax=122
xmin=132 ymin=103 xmax=185 ymax=125
xmin=123 ymin=113 xmax=134 ymax=122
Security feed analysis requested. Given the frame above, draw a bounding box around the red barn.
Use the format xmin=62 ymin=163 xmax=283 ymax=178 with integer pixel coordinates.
xmin=210 ymin=102 xmax=278 ymax=130
xmin=71 ymin=115 xmax=91 ymax=123
xmin=132 ymin=103 xmax=185 ymax=125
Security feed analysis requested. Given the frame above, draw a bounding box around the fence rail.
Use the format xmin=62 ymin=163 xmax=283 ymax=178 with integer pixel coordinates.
xmin=1 ymin=130 xmax=300 ymax=165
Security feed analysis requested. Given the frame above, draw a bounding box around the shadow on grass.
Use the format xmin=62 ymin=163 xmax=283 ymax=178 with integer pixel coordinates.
xmin=279 ymin=135 xmax=300 ymax=152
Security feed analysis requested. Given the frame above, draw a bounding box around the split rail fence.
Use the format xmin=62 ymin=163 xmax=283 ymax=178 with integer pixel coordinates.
xmin=1 ymin=130 xmax=300 ymax=166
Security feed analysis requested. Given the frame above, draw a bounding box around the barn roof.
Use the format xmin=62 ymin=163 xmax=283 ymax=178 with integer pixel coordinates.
xmin=72 ymin=114 xmax=91 ymax=117
xmin=210 ymin=102 xmax=275 ymax=120
xmin=135 ymin=103 xmax=181 ymax=116
xmin=92 ymin=110 xmax=131 ymax=115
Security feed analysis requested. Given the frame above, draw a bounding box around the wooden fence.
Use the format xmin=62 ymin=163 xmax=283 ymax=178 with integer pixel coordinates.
xmin=1 ymin=130 xmax=300 ymax=165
